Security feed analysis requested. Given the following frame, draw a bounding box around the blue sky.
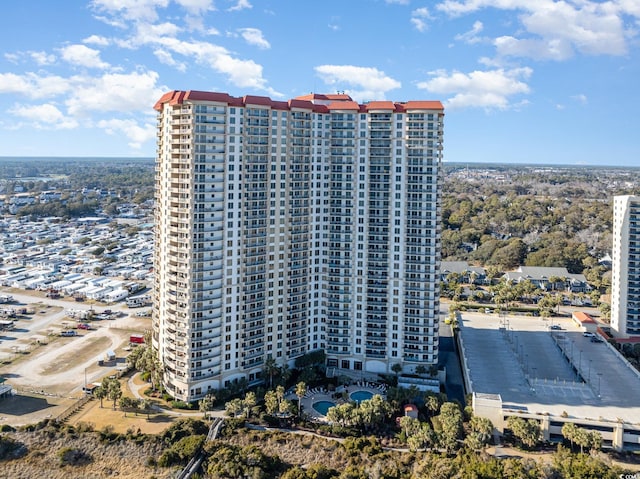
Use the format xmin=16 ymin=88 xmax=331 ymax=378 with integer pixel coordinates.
xmin=1 ymin=0 xmax=639 ymax=165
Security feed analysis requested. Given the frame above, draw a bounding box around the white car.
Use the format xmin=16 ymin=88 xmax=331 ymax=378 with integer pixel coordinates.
xmin=583 ymin=332 xmax=595 ymax=338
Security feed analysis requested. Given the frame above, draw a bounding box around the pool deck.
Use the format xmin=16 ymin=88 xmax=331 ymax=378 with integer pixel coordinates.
xmin=290 ymin=381 xmax=388 ymax=421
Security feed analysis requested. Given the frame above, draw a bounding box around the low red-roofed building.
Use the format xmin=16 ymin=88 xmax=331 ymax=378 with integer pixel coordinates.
xmin=572 ymin=311 xmax=598 ymax=333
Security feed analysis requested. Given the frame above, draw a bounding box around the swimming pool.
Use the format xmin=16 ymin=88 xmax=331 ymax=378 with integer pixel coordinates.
xmin=350 ymin=390 xmax=374 ymax=402
xmin=312 ymin=400 xmax=336 ymax=416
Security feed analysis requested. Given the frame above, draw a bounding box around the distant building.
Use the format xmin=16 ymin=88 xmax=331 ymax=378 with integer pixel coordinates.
xmin=440 ymin=261 xmax=488 ymax=285
xmin=153 ymin=90 xmax=444 ymax=401
xmin=611 ymin=195 xmax=640 ymax=338
xmin=503 ymin=266 xmax=591 ymax=293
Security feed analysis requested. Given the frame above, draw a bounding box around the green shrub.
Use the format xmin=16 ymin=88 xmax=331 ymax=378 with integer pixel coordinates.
xmin=0 ymin=434 xmax=26 ymax=460
xmin=58 ymin=447 xmax=92 ymax=466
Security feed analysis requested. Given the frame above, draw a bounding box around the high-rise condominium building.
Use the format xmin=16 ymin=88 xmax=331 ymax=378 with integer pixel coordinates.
xmin=611 ymin=195 xmax=640 ymax=338
xmin=153 ymin=91 xmax=443 ymax=401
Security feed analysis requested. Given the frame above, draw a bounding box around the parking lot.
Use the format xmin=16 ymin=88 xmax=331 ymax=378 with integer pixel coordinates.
xmin=458 ymin=311 xmax=640 ymax=424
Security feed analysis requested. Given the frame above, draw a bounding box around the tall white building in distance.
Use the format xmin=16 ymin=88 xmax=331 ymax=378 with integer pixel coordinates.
xmin=153 ymin=91 xmax=444 ymax=401
xmin=611 ymin=195 xmax=640 ymax=338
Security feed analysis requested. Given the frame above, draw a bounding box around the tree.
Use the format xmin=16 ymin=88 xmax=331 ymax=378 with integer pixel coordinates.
xmin=199 ymin=393 xmax=216 ymax=419
xmin=391 ymin=363 xmax=403 ymax=377
xmin=425 ymin=394 xmax=441 ymax=417
xmin=586 ymin=430 xmax=602 ymax=452
xmin=107 ymin=379 xmax=122 ymax=410
xmin=573 ymin=427 xmax=590 ymax=454
xmin=94 ymin=385 xmax=107 ymax=408
xmin=264 ymin=390 xmax=279 ymax=416
xmin=415 ymin=364 xmax=427 ymax=376
xmin=262 ymin=357 xmax=279 ymax=388
xmin=242 ymin=391 xmax=257 ymax=419
xmin=507 ymin=416 xmax=541 ymax=449
xmin=119 ymin=396 xmax=138 ymax=417
xmin=295 ymin=381 xmax=307 ymax=416
xmin=400 ymin=416 xmax=435 ymax=451
xmin=561 ymin=422 xmax=578 ymax=451
xmin=464 ymin=416 xmax=493 ymax=451
xmin=225 ymin=398 xmax=243 ymax=417
xmin=140 ymin=398 xmax=154 ymax=419
xmin=438 ymin=402 xmax=463 ymax=453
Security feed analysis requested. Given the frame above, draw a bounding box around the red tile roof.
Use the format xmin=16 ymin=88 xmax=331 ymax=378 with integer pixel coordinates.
xmin=573 ymin=311 xmax=596 ymax=323
xmin=154 ymin=91 xmax=444 ymax=113
xmin=365 ymin=101 xmax=396 ymax=111
xmin=327 ymin=100 xmax=361 ymax=111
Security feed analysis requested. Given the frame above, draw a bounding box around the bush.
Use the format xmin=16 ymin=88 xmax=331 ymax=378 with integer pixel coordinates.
xmin=342 ymin=436 xmax=382 ymax=457
xmin=171 ymin=400 xmax=197 ymax=410
xmin=58 ymin=447 xmax=93 ymax=466
xmin=0 ymin=434 xmax=27 ymax=460
xmin=163 ymin=418 xmax=208 ymax=445
xmin=0 ymin=425 xmax=15 ymax=432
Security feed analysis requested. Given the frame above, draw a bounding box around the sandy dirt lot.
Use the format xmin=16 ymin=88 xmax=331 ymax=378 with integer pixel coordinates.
xmin=0 ymin=288 xmax=151 ymax=426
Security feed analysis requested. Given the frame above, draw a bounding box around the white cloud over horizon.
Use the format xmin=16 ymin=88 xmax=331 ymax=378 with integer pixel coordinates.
xmin=314 ymin=65 xmax=401 ymax=101
xmin=418 ymin=67 xmax=532 ymax=110
xmin=437 ymin=0 xmax=636 ymax=60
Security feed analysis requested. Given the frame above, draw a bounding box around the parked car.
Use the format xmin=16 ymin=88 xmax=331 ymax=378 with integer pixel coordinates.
xmin=550 ymin=325 xmax=562 ymax=330
xmin=60 ymin=330 xmax=76 ymax=337
xmin=77 ymin=323 xmax=91 ymax=330
xmin=583 ymin=332 xmax=595 ymax=338
xmin=590 ymin=336 xmax=603 ymax=343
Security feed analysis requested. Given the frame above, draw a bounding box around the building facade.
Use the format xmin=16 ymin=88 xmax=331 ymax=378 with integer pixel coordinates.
xmin=153 ymin=91 xmax=443 ymax=401
xmin=611 ymin=195 xmax=640 ymax=338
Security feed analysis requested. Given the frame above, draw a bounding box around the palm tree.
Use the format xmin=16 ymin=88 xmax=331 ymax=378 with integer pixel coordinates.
xmin=262 ymin=357 xmax=279 ymax=388
xmin=94 ymin=386 xmax=107 ymax=408
xmin=199 ymin=393 xmax=216 ymax=419
xmin=140 ymin=398 xmax=154 ymax=419
xmin=295 ymin=381 xmax=307 ymax=416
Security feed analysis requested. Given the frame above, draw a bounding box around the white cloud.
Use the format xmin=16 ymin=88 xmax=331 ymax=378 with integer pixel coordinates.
xmin=238 ymin=28 xmax=270 ymax=49
xmin=227 ymin=0 xmax=252 ymax=12
xmin=60 ymin=44 xmax=110 ymax=69
xmin=8 ymin=103 xmax=78 ymax=130
xmin=4 ymin=53 xmax=19 ymax=63
xmin=154 ymin=48 xmax=187 ymax=71
xmin=97 ymin=118 xmax=156 ymax=149
xmin=65 ymin=71 xmax=166 ymax=116
xmin=411 ymin=7 xmax=432 ymax=32
xmin=83 ymin=35 xmax=110 ymax=46
xmin=417 ymin=67 xmax=532 ymax=110
xmin=328 ymin=16 xmax=341 ymax=31
xmin=455 ymin=20 xmax=484 ymax=44
xmin=175 ymin=0 xmax=215 ymax=14
xmin=119 ymin=19 xmax=274 ymax=93
xmin=494 ymin=36 xmax=574 ymax=61
xmin=314 ymin=65 xmax=401 ymax=101
xmin=135 ymin=21 xmax=182 ymax=41
xmin=90 ymin=0 xmax=169 ymax=23
xmin=147 ymin=35 xmax=276 ymax=92
xmin=0 ymin=72 xmax=74 ymax=99
xmin=572 ymin=93 xmax=588 ymax=104
xmin=30 ymin=51 xmax=56 ymax=65
xmin=436 ymin=0 xmax=633 ymax=59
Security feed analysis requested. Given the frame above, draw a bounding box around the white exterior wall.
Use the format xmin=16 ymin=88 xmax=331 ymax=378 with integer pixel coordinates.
xmin=611 ymin=195 xmax=640 ymax=337
xmin=154 ymin=92 xmax=443 ymax=401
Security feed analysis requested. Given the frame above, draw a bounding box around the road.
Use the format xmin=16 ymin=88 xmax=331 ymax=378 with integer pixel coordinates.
xmin=438 ymin=303 xmax=466 ymax=405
